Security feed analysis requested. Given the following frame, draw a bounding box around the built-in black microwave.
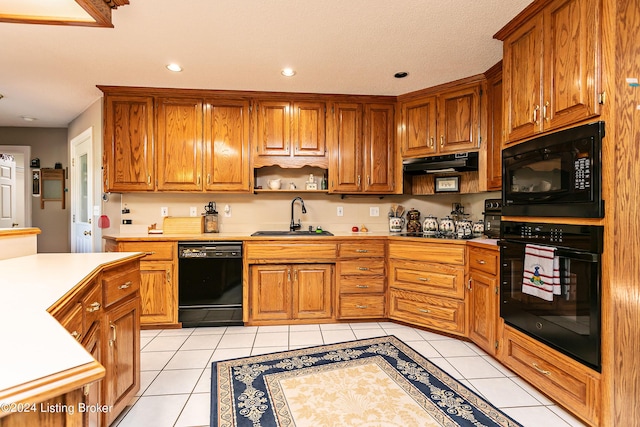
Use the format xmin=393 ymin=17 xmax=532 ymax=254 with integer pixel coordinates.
xmin=502 ymin=121 xmax=605 ymax=218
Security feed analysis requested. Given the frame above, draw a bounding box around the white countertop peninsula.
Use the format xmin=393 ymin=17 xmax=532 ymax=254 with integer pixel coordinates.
xmin=0 ymin=251 xmax=143 ymax=409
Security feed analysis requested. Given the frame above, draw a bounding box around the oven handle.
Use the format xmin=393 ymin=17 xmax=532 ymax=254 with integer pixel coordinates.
xmin=500 ymin=240 xmax=599 ymax=263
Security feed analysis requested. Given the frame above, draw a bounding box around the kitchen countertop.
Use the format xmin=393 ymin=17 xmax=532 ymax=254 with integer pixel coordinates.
xmin=0 ymin=252 xmax=142 ymax=406
xmin=103 ymin=231 xmax=499 ymax=246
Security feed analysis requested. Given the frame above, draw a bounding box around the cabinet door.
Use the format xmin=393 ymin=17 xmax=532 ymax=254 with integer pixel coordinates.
xmin=485 ymin=64 xmax=503 ymax=190
xmin=363 ymin=103 xmax=395 ymax=193
xmin=82 ymin=324 xmax=103 ymax=427
xmin=292 ymin=102 xmax=326 ymax=156
xmin=256 ymin=101 xmax=291 ymax=156
xmin=105 ymin=297 xmax=140 ymax=426
xmin=204 ymin=100 xmax=251 ymax=191
xmin=543 ymin=0 xmax=601 ymax=131
xmin=438 ymin=84 xmax=481 ymax=153
xmin=468 ymin=270 xmax=498 ymax=355
xmin=249 ymin=265 xmax=292 ymax=321
xmin=293 ymin=264 xmax=333 ymax=320
xmin=139 ymin=260 xmax=176 ymax=326
xmin=104 ymin=95 xmax=154 ymax=192
xmin=156 ymin=97 xmax=203 ymax=190
xmin=330 ymin=103 xmax=362 ymax=192
xmin=503 ymin=14 xmax=544 ymax=143
xmin=401 ymin=96 xmax=437 ymax=157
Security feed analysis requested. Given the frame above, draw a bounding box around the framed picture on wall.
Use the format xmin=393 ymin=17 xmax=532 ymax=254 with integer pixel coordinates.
xmin=434 ymin=175 xmax=460 ymax=193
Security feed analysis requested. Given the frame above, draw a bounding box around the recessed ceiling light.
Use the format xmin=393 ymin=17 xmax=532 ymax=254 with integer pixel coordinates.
xmin=166 ymin=63 xmax=183 ymax=72
xmin=394 ymin=71 xmax=409 ymax=78
xmin=281 ymin=68 xmax=296 ymax=77
xmin=21 ymin=116 xmax=37 ymax=122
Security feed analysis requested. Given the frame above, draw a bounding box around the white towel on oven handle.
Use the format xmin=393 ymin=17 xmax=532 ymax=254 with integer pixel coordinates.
xmin=522 ymin=243 xmax=560 ymax=302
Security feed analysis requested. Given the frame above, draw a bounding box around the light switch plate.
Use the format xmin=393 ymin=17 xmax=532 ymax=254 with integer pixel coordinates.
xmin=337 ymin=206 xmax=344 ymax=217
xmin=161 ymin=207 xmax=169 ymax=217
xmin=369 ymin=207 xmax=379 ymax=217
xmin=189 ymin=206 xmax=197 ymax=217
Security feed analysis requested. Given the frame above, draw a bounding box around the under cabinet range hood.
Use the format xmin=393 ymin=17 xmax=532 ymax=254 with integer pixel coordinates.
xmin=402 ymin=152 xmax=479 ymax=175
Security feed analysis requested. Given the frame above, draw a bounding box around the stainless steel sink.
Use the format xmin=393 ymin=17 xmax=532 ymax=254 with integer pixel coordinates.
xmin=251 ymin=230 xmax=333 ymax=236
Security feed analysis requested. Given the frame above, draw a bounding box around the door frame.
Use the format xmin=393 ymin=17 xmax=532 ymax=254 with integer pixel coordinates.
xmin=70 ymin=127 xmax=94 ymax=252
xmin=0 ymin=145 xmax=31 ymax=228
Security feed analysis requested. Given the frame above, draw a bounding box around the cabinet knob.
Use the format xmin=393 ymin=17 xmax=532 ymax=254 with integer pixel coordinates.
xmin=118 ymin=281 xmax=132 ymax=290
xmin=86 ymin=302 xmax=101 ymax=313
xmin=70 ymin=331 xmax=82 ymax=341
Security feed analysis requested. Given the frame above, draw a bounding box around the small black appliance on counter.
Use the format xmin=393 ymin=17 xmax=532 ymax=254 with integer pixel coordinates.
xmin=483 ymin=198 xmax=502 ymax=238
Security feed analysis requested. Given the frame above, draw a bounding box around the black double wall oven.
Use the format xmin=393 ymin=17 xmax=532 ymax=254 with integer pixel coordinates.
xmin=500 ymin=121 xmax=605 ymax=371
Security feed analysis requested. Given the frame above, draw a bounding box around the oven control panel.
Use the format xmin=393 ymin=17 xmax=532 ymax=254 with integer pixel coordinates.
xmin=501 ymin=221 xmax=603 ymax=253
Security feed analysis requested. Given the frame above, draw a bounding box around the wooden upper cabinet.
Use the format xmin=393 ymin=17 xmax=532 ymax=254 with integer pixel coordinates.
xmin=400 ymin=81 xmax=481 ymax=159
xmin=104 ymin=95 xmax=154 ymax=192
xmin=330 ymin=102 xmax=396 ymax=194
xmin=204 ymin=99 xmax=251 ymax=191
xmin=401 ymin=96 xmax=437 ymax=157
xmin=438 ymin=84 xmax=481 ymax=153
xmin=256 ymin=100 xmax=326 ymax=157
xmin=330 ymin=103 xmax=362 ymax=192
xmin=485 ymin=62 xmax=503 ymax=191
xmin=292 ymin=102 xmax=326 ymax=156
xmin=363 ymin=103 xmax=395 ymax=193
xmin=156 ymin=97 xmax=203 ymax=191
xmin=498 ymin=0 xmax=601 ymax=144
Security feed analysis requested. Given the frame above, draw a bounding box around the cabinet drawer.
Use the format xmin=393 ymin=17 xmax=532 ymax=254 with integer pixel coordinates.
xmin=338 ymin=242 xmax=385 ymax=258
xmin=58 ymin=302 xmax=84 ymax=342
xmin=339 ymin=276 xmax=385 ymax=294
xmin=119 ymin=241 xmax=174 ymax=261
xmin=388 ymin=289 xmax=465 ymax=335
xmin=389 ymin=242 xmax=465 ymax=265
xmin=339 ymin=295 xmax=385 ymax=319
xmin=339 ymin=259 xmax=385 ymax=276
xmin=103 ymin=266 xmax=140 ymax=307
xmin=82 ymin=281 xmax=103 ymax=329
xmin=469 ymin=247 xmax=498 ymax=275
xmin=389 ymin=260 xmax=465 ymax=299
xmin=501 ymin=326 xmax=600 ymax=426
xmin=246 ymin=242 xmax=337 ymax=261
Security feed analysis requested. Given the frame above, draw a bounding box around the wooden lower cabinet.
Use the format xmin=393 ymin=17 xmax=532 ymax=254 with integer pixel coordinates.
xmin=336 ymin=241 xmax=386 ymax=319
xmin=105 ymin=239 xmax=178 ymax=328
xmin=500 ymin=325 xmax=600 ymax=426
xmin=249 ymin=263 xmax=333 ymax=323
xmin=103 ymin=296 xmax=140 ymax=426
xmin=467 ymin=244 xmax=499 ymax=355
xmin=388 ymin=241 xmax=467 ymax=336
xmin=82 ymin=324 xmax=103 ymax=427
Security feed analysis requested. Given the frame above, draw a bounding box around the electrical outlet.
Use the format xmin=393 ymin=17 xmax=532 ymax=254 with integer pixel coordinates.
xmin=161 ymin=207 xmax=169 ymax=217
xmin=189 ymin=206 xmax=198 ymax=217
xmin=369 ymin=207 xmax=380 ymax=217
xmin=337 ymin=206 xmax=344 ymax=217
xmin=224 ymin=204 xmax=231 ymax=218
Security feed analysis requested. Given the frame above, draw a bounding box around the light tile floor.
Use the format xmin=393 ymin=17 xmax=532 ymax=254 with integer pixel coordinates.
xmin=112 ymin=322 xmax=587 ymax=427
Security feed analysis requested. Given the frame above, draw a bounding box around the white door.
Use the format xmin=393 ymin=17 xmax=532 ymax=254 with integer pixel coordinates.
xmin=0 ymin=154 xmax=17 ymax=228
xmin=71 ymin=129 xmax=93 ymax=253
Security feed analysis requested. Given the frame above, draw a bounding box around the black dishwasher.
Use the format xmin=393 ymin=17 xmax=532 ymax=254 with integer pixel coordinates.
xmin=178 ymin=241 xmax=243 ymax=327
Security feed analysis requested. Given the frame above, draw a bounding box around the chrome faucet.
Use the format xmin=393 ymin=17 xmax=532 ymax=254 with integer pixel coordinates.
xmin=290 ymin=197 xmax=307 ymax=231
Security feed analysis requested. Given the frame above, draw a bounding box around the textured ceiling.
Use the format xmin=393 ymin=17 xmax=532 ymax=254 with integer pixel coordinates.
xmin=0 ymin=0 xmax=532 ymax=128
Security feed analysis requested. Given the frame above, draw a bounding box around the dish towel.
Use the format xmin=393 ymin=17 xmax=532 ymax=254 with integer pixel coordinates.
xmin=522 ymin=243 xmax=560 ymax=302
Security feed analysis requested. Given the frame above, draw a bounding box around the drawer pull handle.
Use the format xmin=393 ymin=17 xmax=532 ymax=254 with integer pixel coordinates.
xmin=86 ymin=302 xmax=101 ymax=313
xmin=532 ymin=363 xmax=551 ymax=376
xmin=109 ymin=322 xmax=117 ymax=346
xmin=419 ymin=309 xmax=431 ymax=314
xmin=119 ymin=281 xmax=132 ymax=290
xmin=476 ymin=259 xmax=487 ymax=265
xmin=356 ymin=285 xmax=369 ymax=288
xmin=355 ymin=249 xmax=368 ymax=253
xmin=356 ymin=305 xmax=369 ymax=309
xmin=145 ymin=251 xmax=156 ymax=256
xmin=71 ymin=331 xmax=82 ymax=341
xmin=418 ymin=277 xmax=429 ymax=282
xmin=358 ymin=267 xmax=369 ymax=271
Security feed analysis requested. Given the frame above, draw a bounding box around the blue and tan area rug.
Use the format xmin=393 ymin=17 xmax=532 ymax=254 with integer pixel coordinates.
xmin=211 ymin=335 xmax=522 ymax=427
